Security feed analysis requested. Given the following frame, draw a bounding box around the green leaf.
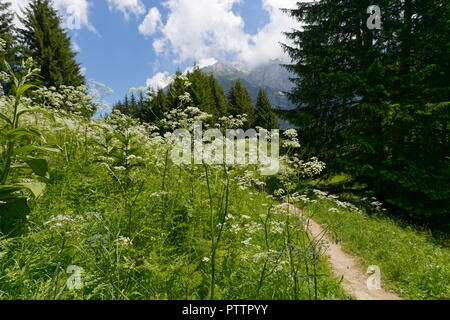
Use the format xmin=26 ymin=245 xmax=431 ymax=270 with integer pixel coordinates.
xmin=16 ymin=182 xmax=46 ymax=198
xmin=0 ymin=182 xmax=47 ymax=199
xmin=4 ymin=128 xmax=41 ymax=142
xmin=15 ymin=145 xmax=62 ymax=155
xmin=24 ymin=158 xmax=48 ymax=177
xmin=0 ymin=112 xmax=12 ymax=125
xmin=0 ymin=185 xmax=22 ymax=199
xmin=16 ymin=84 xmax=37 ymax=98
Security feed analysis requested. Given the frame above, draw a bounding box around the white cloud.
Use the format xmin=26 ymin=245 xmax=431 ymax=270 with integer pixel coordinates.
xmin=146 ymin=71 xmax=174 ymax=91
xmin=152 ymin=0 xmax=250 ymax=64
xmin=55 ymin=0 xmax=95 ymax=32
xmin=105 ymin=0 xmax=146 ymax=19
xmin=71 ymin=38 xmax=81 ymax=53
xmin=150 ymin=0 xmax=300 ymax=67
xmin=7 ymin=0 xmax=28 ymax=26
xmin=197 ymin=57 xmax=218 ymax=69
xmin=183 ymin=58 xmax=218 ymax=74
xmin=138 ymin=7 xmax=162 ymax=36
xmin=146 ymin=58 xmax=218 ymax=90
xmin=8 ymin=0 xmax=95 ymax=32
xmin=238 ymin=0 xmax=299 ymax=65
xmin=152 ymin=38 xmax=167 ymax=55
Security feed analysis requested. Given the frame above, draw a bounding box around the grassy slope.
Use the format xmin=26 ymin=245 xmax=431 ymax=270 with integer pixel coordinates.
xmin=0 ymin=119 xmax=349 ymax=300
xmin=300 ymin=197 xmax=449 ymax=300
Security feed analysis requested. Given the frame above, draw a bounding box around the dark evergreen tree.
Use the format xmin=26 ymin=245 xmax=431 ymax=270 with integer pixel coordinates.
xmin=0 ymin=2 xmax=16 ymax=66
xmin=129 ymin=93 xmax=139 ymax=118
xmin=114 ymin=99 xmax=125 ymax=115
xmin=188 ymin=67 xmax=216 ymax=115
xmin=123 ymin=95 xmax=130 ymax=110
xmin=115 ymin=95 xmax=130 ymax=116
xmin=255 ymin=89 xmax=279 ymax=130
xmin=142 ymin=89 xmax=168 ymax=123
xmin=282 ymin=0 xmax=450 ymax=224
xmin=136 ymin=91 xmax=145 ymax=118
xmin=0 ymin=1 xmax=20 ymax=93
xmin=228 ymin=80 xmax=255 ymax=127
xmin=166 ymin=71 xmax=189 ymax=108
xmin=19 ymin=0 xmax=85 ymax=88
xmin=209 ymin=74 xmax=228 ymax=117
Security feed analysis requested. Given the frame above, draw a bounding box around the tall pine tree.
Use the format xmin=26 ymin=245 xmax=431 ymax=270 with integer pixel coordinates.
xmin=0 ymin=1 xmax=19 ymax=93
xmin=142 ymin=89 xmax=168 ymax=123
xmin=209 ymin=74 xmax=228 ymax=117
xmin=166 ymin=71 xmax=189 ymax=108
xmin=188 ymin=67 xmax=216 ymax=115
xmin=255 ymin=89 xmax=279 ymax=130
xmin=282 ymin=0 xmax=450 ymax=224
xmin=19 ymin=0 xmax=85 ymax=88
xmin=228 ymin=80 xmax=255 ymax=127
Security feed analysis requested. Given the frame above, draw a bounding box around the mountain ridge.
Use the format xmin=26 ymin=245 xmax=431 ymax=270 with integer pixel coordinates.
xmin=201 ymin=59 xmax=295 ymax=111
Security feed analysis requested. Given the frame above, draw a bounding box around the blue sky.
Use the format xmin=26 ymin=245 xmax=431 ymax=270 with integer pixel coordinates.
xmin=10 ymin=0 xmax=300 ymax=107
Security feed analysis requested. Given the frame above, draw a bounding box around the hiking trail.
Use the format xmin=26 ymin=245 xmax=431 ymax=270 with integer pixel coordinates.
xmin=287 ymin=204 xmax=402 ymax=300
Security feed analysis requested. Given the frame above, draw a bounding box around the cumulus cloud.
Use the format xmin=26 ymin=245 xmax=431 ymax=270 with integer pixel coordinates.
xmin=8 ymin=0 xmax=95 ymax=33
xmin=182 ymin=57 xmax=218 ymax=75
xmin=138 ymin=7 xmax=162 ymax=36
xmin=7 ymin=0 xmax=28 ymax=24
xmin=149 ymin=0 xmax=300 ymax=67
xmin=105 ymin=0 xmax=146 ymax=19
xmin=146 ymin=71 xmax=174 ymax=91
xmin=238 ymin=0 xmax=299 ymax=65
xmin=152 ymin=0 xmax=250 ymax=63
xmin=146 ymin=58 xmax=218 ymax=90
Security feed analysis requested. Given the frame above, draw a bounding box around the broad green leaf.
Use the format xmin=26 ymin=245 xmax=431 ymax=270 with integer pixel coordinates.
xmin=5 ymin=128 xmax=41 ymax=142
xmin=24 ymin=158 xmax=48 ymax=177
xmin=15 ymin=145 xmax=62 ymax=155
xmin=0 ymin=182 xmax=46 ymax=199
xmin=16 ymin=84 xmax=37 ymax=98
xmin=0 ymin=185 xmax=23 ymax=199
xmin=10 ymin=182 xmax=46 ymax=199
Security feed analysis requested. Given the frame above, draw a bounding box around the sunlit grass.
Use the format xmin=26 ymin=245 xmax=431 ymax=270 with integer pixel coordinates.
xmin=299 ymin=196 xmax=450 ymax=300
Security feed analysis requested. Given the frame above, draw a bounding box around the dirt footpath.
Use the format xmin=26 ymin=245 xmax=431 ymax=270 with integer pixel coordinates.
xmin=288 ymin=204 xmax=402 ymax=300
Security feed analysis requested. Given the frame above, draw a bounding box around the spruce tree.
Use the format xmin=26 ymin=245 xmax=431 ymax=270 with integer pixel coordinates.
xmin=115 ymin=95 xmax=130 ymax=116
xmin=113 ymin=99 xmax=125 ymax=115
xmin=188 ymin=68 xmax=216 ymax=115
xmin=228 ymin=80 xmax=255 ymax=127
xmin=123 ymin=95 xmax=130 ymax=110
xmin=129 ymin=93 xmax=139 ymax=118
xmin=137 ymin=91 xmax=145 ymax=119
xmin=282 ymin=0 xmax=450 ymax=223
xmin=142 ymin=89 xmax=168 ymax=123
xmin=0 ymin=1 xmax=19 ymax=93
xmin=167 ymin=71 xmax=189 ymax=108
xmin=19 ymin=0 xmax=85 ymax=88
xmin=255 ymin=89 xmax=279 ymax=130
xmin=209 ymin=75 xmax=228 ymax=117
xmin=0 ymin=2 xmax=15 ymax=65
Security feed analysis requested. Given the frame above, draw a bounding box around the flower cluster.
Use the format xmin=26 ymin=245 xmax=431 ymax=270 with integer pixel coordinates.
xmin=33 ymin=85 xmax=96 ymax=117
xmin=311 ymin=189 xmax=362 ymax=213
xmin=161 ymin=106 xmax=212 ymax=131
xmin=282 ymin=129 xmax=301 ymax=149
xmin=217 ymin=114 xmax=248 ymax=129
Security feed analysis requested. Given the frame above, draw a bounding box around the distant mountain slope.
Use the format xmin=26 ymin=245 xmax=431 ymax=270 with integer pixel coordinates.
xmin=201 ymin=60 xmax=296 ymax=111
